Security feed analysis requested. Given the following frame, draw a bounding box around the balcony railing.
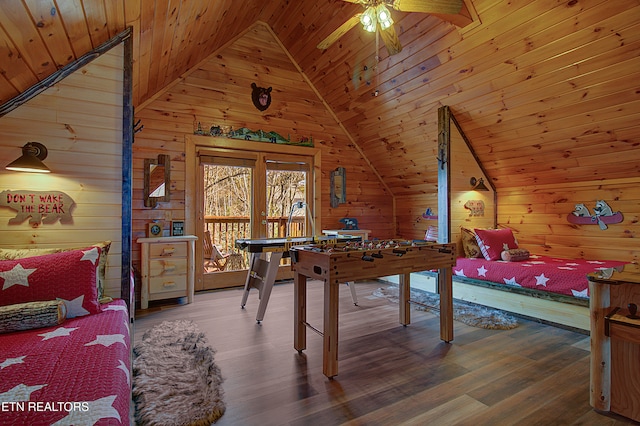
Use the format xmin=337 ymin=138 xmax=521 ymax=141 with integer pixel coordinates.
xmin=204 ymin=216 xmax=306 ymax=270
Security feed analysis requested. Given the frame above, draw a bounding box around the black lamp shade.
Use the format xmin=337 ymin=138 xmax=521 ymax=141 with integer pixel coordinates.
xmin=5 ymin=142 xmax=50 ymax=173
xmin=470 ymin=177 xmax=489 ymax=191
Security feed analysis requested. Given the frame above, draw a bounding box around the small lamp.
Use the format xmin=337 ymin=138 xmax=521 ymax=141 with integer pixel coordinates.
xmin=5 ymin=142 xmax=51 ymax=173
xmin=470 ymin=177 xmax=489 ymax=191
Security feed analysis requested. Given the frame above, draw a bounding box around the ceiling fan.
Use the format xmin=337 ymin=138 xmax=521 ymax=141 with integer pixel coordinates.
xmin=317 ymin=0 xmax=464 ymax=56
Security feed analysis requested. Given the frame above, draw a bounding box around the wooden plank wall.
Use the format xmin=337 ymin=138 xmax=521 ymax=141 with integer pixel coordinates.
xmin=0 ymin=45 xmax=125 ymax=298
xmin=398 ymin=117 xmax=639 ymax=277
xmin=499 ymin=180 xmax=639 ymax=274
xmin=396 ymin=121 xmax=495 ymax=256
xmin=132 ymin=22 xmax=395 ymax=278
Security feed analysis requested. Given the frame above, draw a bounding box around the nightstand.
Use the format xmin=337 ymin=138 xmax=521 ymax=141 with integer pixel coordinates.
xmin=138 ymin=235 xmax=197 ymax=309
xmin=589 ymin=270 xmax=640 ymax=422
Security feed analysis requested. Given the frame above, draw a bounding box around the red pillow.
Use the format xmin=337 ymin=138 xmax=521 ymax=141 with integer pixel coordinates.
xmin=0 ymin=248 xmax=101 ymax=316
xmin=474 ymin=228 xmax=518 ymax=261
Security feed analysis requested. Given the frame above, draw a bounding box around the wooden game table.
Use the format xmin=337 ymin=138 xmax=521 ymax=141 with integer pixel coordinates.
xmin=290 ymin=240 xmax=457 ymax=378
xmin=235 ymin=234 xmax=362 ymax=322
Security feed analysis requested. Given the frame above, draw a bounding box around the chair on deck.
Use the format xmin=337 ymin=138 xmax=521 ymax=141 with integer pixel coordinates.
xmin=203 ymin=230 xmax=233 ymax=272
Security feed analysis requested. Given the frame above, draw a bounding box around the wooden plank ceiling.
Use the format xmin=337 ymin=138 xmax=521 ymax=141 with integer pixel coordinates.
xmin=0 ymin=0 xmax=638 ymax=195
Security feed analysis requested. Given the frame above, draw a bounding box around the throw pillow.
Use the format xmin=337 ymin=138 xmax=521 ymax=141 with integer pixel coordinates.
xmin=0 ymin=241 xmax=111 ymax=301
xmin=0 ymin=247 xmax=102 ymax=315
xmin=501 ymin=248 xmax=530 ymax=262
xmin=460 ymin=227 xmax=482 ymax=258
xmin=474 ymin=228 xmax=518 ymax=261
xmin=0 ymin=300 xmax=66 ymax=334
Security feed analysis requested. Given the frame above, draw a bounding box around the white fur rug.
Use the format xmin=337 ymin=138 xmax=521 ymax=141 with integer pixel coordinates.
xmin=133 ymin=320 xmax=225 ymax=425
xmin=373 ymin=286 xmax=518 ymax=330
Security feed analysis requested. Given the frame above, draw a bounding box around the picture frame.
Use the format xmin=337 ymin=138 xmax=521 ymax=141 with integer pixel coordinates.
xmin=171 ymin=220 xmax=185 ymax=236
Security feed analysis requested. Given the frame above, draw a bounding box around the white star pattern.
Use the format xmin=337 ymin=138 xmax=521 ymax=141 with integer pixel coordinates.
xmin=503 ymin=277 xmax=521 ymax=286
xmin=85 ymin=334 xmax=126 ymax=348
xmin=587 ymin=260 xmax=605 ymax=265
xmin=0 ymin=356 xmax=25 ymax=370
xmin=454 ymin=269 xmax=466 ymax=277
xmin=477 ymin=265 xmax=488 ymax=277
xmin=535 ymin=273 xmax=550 ymax=287
xmin=0 ymin=264 xmax=37 ymax=290
xmin=57 ymin=295 xmax=89 ymax=318
xmin=572 ymin=288 xmax=589 ymax=298
xmin=38 ymin=327 xmax=78 ymax=341
xmin=0 ymin=383 xmax=46 ymax=402
xmin=558 ymin=266 xmax=577 ymax=270
xmin=51 ymin=395 xmax=120 ymax=426
xmin=117 ymin=359 xmax=130 ymax=386
xmin=103 ymin=304 xmax=127 ymax=312
xmin=81 ymin=247 xmax=100 ymax=265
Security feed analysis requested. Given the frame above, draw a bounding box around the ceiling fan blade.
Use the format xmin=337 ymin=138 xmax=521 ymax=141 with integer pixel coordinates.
xmin=380 ymin=24 xmax=402 ymax=56
xmin=390 ymin=0 xmax=463 ymax=15
xmin=317 ymin=14 xmax=362 ymax=50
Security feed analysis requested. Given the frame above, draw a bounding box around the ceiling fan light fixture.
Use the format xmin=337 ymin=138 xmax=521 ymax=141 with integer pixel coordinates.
xmin=376 ymin=4 xmax=393 ymax=30
xmin=360 ymin=7 xmax=377 ymax=32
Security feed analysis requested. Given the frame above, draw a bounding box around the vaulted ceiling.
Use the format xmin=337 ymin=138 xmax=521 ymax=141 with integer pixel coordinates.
xmin=1 ymin=0 xmax=638 ymax=194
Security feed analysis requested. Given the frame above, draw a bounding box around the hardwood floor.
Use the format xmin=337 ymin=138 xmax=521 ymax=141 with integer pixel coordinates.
xmin=134 ymin=281 xmax=636 ymax=426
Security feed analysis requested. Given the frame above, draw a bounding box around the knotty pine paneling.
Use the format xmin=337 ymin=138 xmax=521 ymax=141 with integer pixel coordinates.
xmin=396 ymin=121 xmax=495 ymax=253
xmin=498 ymin=179 xmax=639 ymax=275
xmin=0 ymin=45 xmax=125 ymax=298
xmin=1 ymin=0 xmax=638 ymax=285
xmin=132 ymin=22 xmax=395 ymax=282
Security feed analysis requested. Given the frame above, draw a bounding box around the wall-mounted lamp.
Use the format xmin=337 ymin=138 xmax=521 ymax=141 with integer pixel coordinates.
xmin=470 ymin=177 xmax=489 ymax=191
xmin=5 ymin=142 xmax=51 ymax=173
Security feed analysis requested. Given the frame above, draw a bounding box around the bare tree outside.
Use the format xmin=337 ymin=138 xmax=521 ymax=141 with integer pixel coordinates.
xmin=203 ymin=164 xmax=307 ymax=269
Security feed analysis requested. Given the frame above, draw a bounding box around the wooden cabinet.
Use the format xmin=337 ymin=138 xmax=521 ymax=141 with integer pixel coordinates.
xmin=138 ymin=235 xmax=197 ymax=309
xmin=589 ymin=271 xmax=640 ymax=423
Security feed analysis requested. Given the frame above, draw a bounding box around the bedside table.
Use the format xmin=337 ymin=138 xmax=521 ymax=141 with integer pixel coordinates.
xmin=138 ymin=235 xmax=197 ymax=309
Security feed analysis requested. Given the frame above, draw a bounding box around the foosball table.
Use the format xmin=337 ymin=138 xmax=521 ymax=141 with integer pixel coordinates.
xmin=235 ymin=234 xmax=362 ymax=323
xmin=290 ymin=239 xmax=457 ymax=378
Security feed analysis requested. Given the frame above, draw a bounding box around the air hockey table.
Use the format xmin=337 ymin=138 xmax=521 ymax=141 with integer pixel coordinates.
xmin=289 ymin=239 xmax=457 ymax=378
xmin=235 ymin=234 xmax=362 ymax=323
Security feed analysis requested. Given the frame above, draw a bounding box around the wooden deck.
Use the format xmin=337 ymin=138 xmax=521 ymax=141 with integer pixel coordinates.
xmin=134 ymin=281 xmax=636 ymax=425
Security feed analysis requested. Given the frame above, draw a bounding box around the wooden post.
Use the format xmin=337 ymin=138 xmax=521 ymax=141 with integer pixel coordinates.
xmin=437 ymin=106 xmax=454 ymax=343
xmin=589 ymin=279 xmax=611 ymax=412
xmin=437 ymin=106 xmax=451 ymax=246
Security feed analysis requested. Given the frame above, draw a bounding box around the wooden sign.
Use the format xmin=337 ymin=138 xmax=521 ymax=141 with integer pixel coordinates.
xmin=464 ymin=199 xmax=485 ymax=217
xmin=568 ymin=200 xmax=623 ymax=230
xmin=0 ymin=190 xmax=76 ymax=225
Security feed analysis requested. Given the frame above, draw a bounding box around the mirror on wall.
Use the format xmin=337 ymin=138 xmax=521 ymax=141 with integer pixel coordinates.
xmin=144 ymin=154 xmax=170 ymax=208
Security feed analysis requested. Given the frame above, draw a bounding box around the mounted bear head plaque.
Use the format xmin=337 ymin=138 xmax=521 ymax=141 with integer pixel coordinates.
xmin=251 ymin=83 xmax=272 ymax=111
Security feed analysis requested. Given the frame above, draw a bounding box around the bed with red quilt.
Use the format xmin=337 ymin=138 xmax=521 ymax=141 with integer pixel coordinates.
xmin=454 ymin=255 xmax=626 ymax=299
xmin=0 ymin=244 xmax=131 ymax=425
xmin=454 ymin=227 xmax=627 ymax=301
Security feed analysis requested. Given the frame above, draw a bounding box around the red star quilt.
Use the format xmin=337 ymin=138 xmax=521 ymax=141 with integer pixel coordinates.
xmin=0 ymin=299 xmax=130 ymax=425
xmin=454 ymin=255 xmax=627 ymax=298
